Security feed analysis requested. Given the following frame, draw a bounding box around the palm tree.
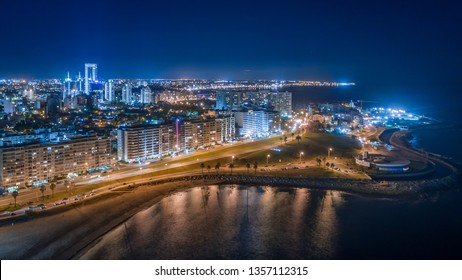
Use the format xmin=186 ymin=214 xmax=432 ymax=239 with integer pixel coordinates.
xmin=40 ymin=185 xmax=46 ymax=201
xmin=207 ymin=164 xmax=211 ymax=173
xmin=246 ymin=162 xmax=251 ymax=173
xmin=296 ymin=134 xmax=301 ymax=144
xmin=284 ymin=136 xmax=287 ymax=144
xmin=316 ymin=158 xmax=322 ymax=167
xmin=253 ymin=162 xmax=258 ymax=174
xmin=229 ymin=163 xmax=234 ymax=175
xmin=49 ymin=183 xmax=56 ymax=197
xmin=200 ymin=163 xmax=205 ymax=175
xmin=12 ymin=190 xmax=18 ymax=207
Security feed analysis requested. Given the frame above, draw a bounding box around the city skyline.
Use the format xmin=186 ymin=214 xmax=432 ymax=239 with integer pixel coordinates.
xmin=2 ymin=0 xmax=461 ymax=120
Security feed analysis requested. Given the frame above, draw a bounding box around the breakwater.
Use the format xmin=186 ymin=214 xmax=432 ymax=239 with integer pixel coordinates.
xmin=134 ymin=172 xmax=460 ymax=197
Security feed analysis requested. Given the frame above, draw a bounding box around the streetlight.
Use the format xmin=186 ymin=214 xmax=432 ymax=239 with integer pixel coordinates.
xmin=300 ymin=152 xmax=304 ymax=163
xmin=267 ymin=154 xmax=270 ymax=165
xmin=328 ymin=148 xmax=333 ymax=158
xmin=232 ymin=155 xmax=235 ymax=164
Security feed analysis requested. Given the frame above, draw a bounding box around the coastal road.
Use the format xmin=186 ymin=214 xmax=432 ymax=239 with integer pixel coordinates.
xmin=0 ymin=134 xmax=288 ymax=209
xmin=379 ymin=128 xmax=453 ymax=179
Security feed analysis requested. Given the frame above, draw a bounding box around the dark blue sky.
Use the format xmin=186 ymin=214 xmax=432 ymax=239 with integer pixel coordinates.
xmin=1 ymin=0 xmax=461 ymax=119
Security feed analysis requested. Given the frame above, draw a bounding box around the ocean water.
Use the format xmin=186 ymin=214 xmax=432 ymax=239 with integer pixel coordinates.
xmin=80 ymin=185 xmax=462 ymax=260
xmin=411 ymin=125 xmax=462 ymax=163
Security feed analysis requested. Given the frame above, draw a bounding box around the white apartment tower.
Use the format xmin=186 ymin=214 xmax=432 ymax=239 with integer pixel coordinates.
xmin=141 ymin=86 xmax=152 ymax=104
xmin=122 ymin=84 xmax=133 ymax=104
xmin=234 ymin=110 xmax=274 ymax=138
xmin=104 ymin=80 xmax=114 ymax=102
xmin=84 ymin=63 xmax=97 ymax=94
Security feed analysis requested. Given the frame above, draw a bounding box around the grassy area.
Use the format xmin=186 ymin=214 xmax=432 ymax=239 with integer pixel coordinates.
xmin=142 ymin=135 xmax=282 ymax=166
xmin=234 ymin=132 xmax=361 ymax=165
xmin=0 ymin=204 xmax=19 ymax=212
xmin=85 ymin=132 xmax=362 ymax=188
xmin=262 ymin=167 xmax=351 ymax=178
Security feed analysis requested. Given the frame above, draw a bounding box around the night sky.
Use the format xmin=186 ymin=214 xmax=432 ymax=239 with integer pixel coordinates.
xmin=1 ymin=0 xmax=461 ymax=119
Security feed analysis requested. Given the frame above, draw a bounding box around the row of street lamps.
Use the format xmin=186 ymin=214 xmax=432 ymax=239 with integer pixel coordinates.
xmin=228 ymin=147 xmax=333 ymax=167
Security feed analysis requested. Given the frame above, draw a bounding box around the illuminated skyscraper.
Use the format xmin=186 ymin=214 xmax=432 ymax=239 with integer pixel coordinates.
xmin=122 ymin=84 xmax=133 ymax=104
xmin=215 ymin=91 xmax=243 ymax=110
xmin=84 ymin=63 xmax=97 ymax=94
xmin=64 ymin=71 xmax=72 ymax=98
xmin=267 ymin=91 xmax=292 ymax=117
xmin=104 ymin=80 xmax=114 ymax=102
xmin=77 ymin=72 xmax=83 ymax=92
xmin=234 ymin=110 xmax=276 ymax=138
xmin=141 ymin=86 xmax=152 ymax=104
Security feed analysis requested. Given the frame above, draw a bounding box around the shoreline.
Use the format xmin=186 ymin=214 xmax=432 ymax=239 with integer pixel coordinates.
xmin=1 ymin=174 xmax=460 ymax=259
xmin=59 ymin=173 xmax=462 ymax=259
xmin=61 ymin=175 xmax=462 ymax=260
xmin=390 ymin=127 xmax=460 ymax=173
xmin=1 ymin=170 xmax=459 ymax=259
xmin=0 ymin=180 xmax=214 ymax=259
xmin=405 ymin=124 xmax=462 ymax=164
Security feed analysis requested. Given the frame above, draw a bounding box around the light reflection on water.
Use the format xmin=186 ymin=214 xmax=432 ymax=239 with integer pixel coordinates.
xmin=80 ymin=185 xmax=462 ymax=260
xmin=81 ymin=186 xmax=340 ymax=259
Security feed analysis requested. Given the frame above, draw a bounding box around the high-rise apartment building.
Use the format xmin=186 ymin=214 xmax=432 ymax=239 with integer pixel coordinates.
xmin=117 ymin=116 xmax=235 ymax=163
xmin=0 ymin=136 xmax=111 ymax=189
xmin=215 ymin=90 xmax=292 ymax=116
xmin=118 ymin=124 xmax=167 ymax=162
xmin=267 ymin=91 xmax=292 ymax=117
xmin=122 ymin=84 xmax=133 ymax=104
xmin=84 ymin=63 xmax=97 ymax=94
xmin=215 ymin=91 xmax=244 ymax=110
xmin=234 ymin=110 xmax=277 ymax=138
xmin=118 ymin=125 xmax=161 ymax=162
xmin=104 ymin=80 xmax=114 ymax=102
xmin=141 ymin=86 xmax=152 ymax=104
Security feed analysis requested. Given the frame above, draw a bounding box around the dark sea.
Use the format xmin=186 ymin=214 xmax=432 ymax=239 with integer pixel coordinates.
xmin=411 ymin=125 xmax=462 ymax=164
xmin=80 ymin=185 xmax=462 ymax=260
xmin=79 ymin=86 xmax=462 ymax=260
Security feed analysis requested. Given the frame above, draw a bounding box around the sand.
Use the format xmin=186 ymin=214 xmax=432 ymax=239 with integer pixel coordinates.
xmin=0 ymin=180 xmax=218 ymax=260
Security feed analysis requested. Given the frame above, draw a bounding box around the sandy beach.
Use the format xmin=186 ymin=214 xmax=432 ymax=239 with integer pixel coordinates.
xmin=0 ymin=180 xmax=219 ymax=260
